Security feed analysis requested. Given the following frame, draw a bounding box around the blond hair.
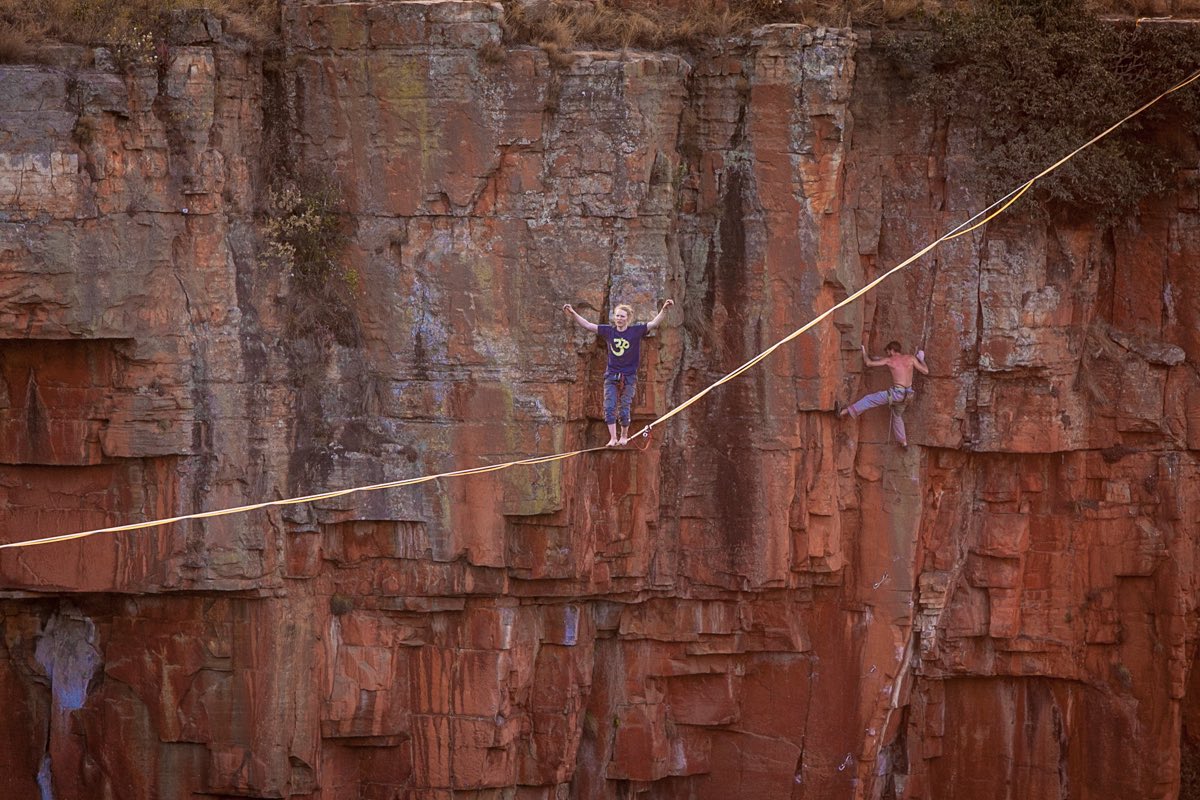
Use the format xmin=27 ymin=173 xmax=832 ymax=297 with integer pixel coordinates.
xmin=613 ymin=303 xmax=634 ymax=319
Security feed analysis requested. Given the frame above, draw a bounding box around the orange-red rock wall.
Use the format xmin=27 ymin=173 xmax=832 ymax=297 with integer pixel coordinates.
xmin=1 ymin=3 xmax=1198 ymax=799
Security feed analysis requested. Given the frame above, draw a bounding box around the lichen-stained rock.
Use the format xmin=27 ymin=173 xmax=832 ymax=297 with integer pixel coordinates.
xmin=281 ymin=1 xmax=689 ymax=575
xmin=904 ymin=449 xmax=1200 ymax=795
xmin=0 ymin=69 xmax=86 ymax=219
xmin=0 ymin=23 xmax=270 ymax=592
xmin=1 ymin=3 xmax=1200 ymax=799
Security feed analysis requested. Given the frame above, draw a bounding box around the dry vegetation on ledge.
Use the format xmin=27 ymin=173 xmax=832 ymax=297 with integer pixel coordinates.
xmin=0 ymin=0 xmax=1195 ymax=63
xmin=0 ymin=0 xmax=276 ymax=60
xmin=501 ymin=0 xmax=919 ymax=56
xmin=499 ymin=0 xmax=1200 ymax=55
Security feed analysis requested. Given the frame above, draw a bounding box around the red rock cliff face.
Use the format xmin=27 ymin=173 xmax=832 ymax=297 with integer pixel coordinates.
xmin=2 ymin=3 xmax=1199 ymax=798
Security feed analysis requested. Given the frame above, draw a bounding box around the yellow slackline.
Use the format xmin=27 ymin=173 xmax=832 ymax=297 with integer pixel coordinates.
xmin=0 ymin=446 xmax=610 ymax=549
xmin=628 ymin=179 xmax=1032 ymax=439
xmin=633 ymin=66 xmax=1200 ymax=438
xmin=4 ymin=69 xmax=1199 ymax=552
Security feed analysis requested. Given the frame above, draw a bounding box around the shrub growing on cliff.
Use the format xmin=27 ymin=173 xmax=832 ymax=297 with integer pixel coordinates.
xmin=886 ymin=0 xmax=1200 ymax=221
xmin=262 ymin=178 xmax=358 ymax=345
xmin=263 ymin=181 xmax=348 ymax=284
xmin=107 ymin=22 xmax=159 ymax=69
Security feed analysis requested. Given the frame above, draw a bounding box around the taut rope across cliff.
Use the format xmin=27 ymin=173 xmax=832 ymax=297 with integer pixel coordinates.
xmin=4 ymin=69 xmax=1199 ymax=551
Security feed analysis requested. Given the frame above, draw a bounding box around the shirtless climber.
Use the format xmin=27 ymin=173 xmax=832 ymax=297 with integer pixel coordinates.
xmin=837 ymin=341 xmax=928 ymax=447
xmin=563 ymin=299 xmax=673 ymax=446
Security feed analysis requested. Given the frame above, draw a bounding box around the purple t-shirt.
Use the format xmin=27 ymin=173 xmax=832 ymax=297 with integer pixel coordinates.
xmin=597 ymin=323 xmax=648 ymax=376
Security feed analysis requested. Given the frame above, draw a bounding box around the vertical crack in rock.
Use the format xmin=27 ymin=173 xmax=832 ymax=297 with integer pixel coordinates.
xmin=23 ymin=367 xmax=45 ymax=454
xmin=33 ymin=608 xmax=102 ymax=800
xmin=708 ymin=165 xmax=765 ymax=582
xmin=677 ymin=43 xmax=765 ymax=585
xmin=1053 ymin=700 xmax=1070 ymax=799
xmin=966 ymin=235 xmax=986 ymax=449
xmin=795 ymin=651 xmax=821 ymax=789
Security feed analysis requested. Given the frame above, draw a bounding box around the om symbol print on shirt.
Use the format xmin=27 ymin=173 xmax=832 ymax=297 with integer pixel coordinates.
xmin=598 ymin=322 xmax=647 ymax=376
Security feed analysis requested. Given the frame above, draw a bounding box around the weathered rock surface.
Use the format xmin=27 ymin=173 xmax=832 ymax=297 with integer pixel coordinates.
xmin=1 ymin=2 xmax=1198 ymax=798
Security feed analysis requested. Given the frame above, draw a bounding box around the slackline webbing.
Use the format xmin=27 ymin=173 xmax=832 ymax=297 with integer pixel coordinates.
xmin=4 ymin=69 xmax=1198 ymax=551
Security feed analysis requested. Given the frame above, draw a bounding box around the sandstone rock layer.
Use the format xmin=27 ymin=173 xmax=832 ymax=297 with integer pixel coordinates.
xmin=1 ymin=3 xmax=1198 ymax=799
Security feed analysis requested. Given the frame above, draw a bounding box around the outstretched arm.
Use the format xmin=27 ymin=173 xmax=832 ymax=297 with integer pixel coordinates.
xmin=563 ymin=303 xmax=599 ymax=333
xmin=861 ymin=345 xmax=886 ymax=367
xmin=913 ymin=351 xmax=929 ymax=375
xmin=647 ymin=298 xmax=674 ymax=331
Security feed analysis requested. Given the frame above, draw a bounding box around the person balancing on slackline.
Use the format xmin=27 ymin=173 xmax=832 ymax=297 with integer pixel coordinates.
xmin=563 ymin=299 xmax=674 ymax=447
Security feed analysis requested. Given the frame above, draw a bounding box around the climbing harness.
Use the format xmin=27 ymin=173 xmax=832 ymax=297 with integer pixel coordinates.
xmin=4 ymin=69 xmax=1199 ymax=552
xmin=886 ymin=386 xmax=913 ymax=411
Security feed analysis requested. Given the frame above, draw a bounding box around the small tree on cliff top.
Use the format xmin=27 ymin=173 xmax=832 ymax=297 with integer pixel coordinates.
xmin=887 ymin=0 xmax=1200 ymax=221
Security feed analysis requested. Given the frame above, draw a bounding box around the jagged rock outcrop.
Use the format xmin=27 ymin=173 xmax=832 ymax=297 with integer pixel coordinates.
xmin=1 ymin=2 xmax=1198 ymax=798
